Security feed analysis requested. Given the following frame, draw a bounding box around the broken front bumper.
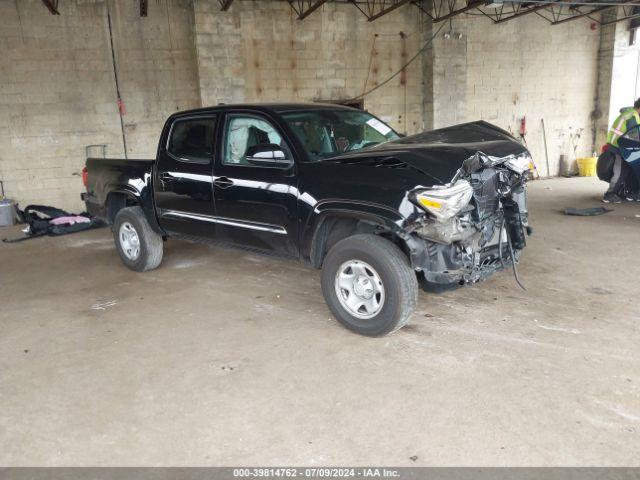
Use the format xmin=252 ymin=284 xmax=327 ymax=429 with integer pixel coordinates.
xmin=405 ymin=155 xmax=531 ymax=287
xmin=407 ymin=234 xmax=521 ymax=286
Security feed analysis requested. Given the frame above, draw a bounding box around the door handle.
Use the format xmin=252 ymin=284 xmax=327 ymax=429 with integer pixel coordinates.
xmin=214 ymin=176 xmax=234 ymax=189
xmin=159 ymin=173 xmax=174 ymax=181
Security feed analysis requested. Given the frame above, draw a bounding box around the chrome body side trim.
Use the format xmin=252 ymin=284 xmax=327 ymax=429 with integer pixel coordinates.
xmin=160 ymin=209 xmax=287 ymax=235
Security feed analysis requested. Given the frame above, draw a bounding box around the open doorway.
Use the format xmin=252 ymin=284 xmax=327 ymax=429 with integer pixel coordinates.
xmin=609 ymin=23 xmax=640 ymax=126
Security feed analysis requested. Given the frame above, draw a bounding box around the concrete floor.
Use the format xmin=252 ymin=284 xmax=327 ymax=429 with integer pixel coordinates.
xmin=0 ymin=177 xmax=639 ymax=466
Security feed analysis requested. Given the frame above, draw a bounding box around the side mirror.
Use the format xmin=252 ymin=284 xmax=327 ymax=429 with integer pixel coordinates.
xmin=245 ymin=144 xmax=293 ymax=168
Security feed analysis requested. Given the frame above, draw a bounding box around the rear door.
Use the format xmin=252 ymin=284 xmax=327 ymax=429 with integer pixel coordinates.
xmin=212 ymin=111 xmax=299 ymax=256
xmin=154 ymin=115 xmax=218 ymax=238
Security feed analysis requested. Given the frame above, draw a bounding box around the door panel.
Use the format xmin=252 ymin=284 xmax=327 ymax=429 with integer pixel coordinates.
xmin=213 ymin=113 xmax=299 ymax=256
xmin=155 ymin=115 xmax=217 ymax=237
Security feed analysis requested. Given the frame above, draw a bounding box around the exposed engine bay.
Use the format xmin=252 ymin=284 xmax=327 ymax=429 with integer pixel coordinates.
xmin=406 ymin=151 xmax=532 ymax=288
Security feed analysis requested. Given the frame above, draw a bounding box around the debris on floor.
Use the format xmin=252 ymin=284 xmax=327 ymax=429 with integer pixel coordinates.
xmin=564 ymin=207 xmax=612 ymax=216
xmin=2 ymin=204 xmax=104 ymax=243
xmin=90 ymin=300 xmax=118 ymax=310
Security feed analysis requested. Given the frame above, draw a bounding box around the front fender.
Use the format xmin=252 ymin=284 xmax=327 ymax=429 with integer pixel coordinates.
xmin=300 ymin=200 xmax=408 ymax=267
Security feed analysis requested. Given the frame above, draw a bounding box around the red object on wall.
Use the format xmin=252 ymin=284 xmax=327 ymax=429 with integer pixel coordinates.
xmin=118 ymin=97 xmax=126 ymax=116
xmin=519 ymin=116 xmax=527 ymax=137
xmin=82 ymin=166 xmax=88 ymax=188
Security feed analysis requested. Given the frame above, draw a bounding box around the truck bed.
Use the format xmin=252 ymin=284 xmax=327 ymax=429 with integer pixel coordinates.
xmin=83 ymin=157 xmax=155 ymax=222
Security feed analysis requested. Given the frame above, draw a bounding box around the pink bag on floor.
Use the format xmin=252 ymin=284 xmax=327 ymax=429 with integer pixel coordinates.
xmin=49 ymin=216 xmax=91 ymax=226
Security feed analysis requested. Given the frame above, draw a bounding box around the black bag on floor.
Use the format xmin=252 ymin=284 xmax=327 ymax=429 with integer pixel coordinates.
xmin=3 ymin=204 xmax=104 ymax=243
xmin=597 ymin=150 xmax=615 ymax=182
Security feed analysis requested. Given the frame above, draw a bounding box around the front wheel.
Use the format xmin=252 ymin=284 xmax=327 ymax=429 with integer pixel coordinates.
xmin=113 ymin=206 xmax=163 ymax=272
xmin=321 ymin=234 xmax=418 ymax=336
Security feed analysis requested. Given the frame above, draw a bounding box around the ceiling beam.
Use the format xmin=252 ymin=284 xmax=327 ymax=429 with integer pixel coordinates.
xmin=219 ymin=0 xmax=234 ymax=11
xmin=140 ymin=0 xmax=148 ymax=17
xmin=367 ymin=0 xmax=412 ymax=22
xmin=494 ymin=1 xmax=558 ymax=24
xmin=410 ymin=0 xmax=484 ymax=22
xmin=41 ymin=0 xmax=59 ymax=15
xmin=601 ymin=10 xmax=640 ymax=24
xmin=289 ymin=0 xmax=330 ymax=19
xmin=552 ymin=0 xmax=640 ymax=25
xmin=600 ymin=5 xmax=640 ymax=23
xmin=433 ymin=0 xmax=484 ymax=22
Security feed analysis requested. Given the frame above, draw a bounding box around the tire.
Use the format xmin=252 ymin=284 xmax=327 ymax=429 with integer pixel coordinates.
xmin=112 ymin=206 xmax=163 ymax=272
xmin=321 ymin=234 xmax=418 ymax=336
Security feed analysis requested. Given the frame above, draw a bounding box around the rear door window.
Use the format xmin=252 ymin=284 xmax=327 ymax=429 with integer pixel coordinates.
xmin=167 ymin=117 xmax=217 ymax=163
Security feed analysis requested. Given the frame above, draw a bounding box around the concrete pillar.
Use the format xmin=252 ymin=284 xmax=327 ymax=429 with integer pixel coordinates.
xmin=430 ymin=18 xmax=468 ymax=129
xmin=593 ymin=10 xmax=618 ymax=150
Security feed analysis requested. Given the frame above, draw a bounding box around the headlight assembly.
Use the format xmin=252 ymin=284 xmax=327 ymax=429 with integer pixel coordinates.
xmin=505 ymin=154 xmax=532 ymax=175
xmin=413 ymin=180 xmax=474 ymax=221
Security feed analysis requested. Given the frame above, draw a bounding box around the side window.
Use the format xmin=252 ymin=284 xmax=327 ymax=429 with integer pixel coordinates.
xmin=223 ymin=115 xmax=292 ymax=165
xmin=167 ymin=117 xmax=216 ymax=163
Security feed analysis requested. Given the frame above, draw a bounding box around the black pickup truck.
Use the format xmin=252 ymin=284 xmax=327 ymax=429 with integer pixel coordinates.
xmin=82 ymin=103 xmax=532 ymax=336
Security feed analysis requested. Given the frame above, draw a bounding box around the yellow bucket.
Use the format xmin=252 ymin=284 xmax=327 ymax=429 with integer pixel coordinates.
xmin=577 ymin=157 xmax=597 ymax=177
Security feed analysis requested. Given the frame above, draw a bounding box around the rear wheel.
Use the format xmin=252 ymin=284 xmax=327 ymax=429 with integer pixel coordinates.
xmin=321 ymin=234 xmax=418 ymax=336
xmin=113 ymin=206 xmax=163 ymax=272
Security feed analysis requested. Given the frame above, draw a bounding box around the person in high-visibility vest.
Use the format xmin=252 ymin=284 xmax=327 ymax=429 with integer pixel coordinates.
xmin=598 ymin=99 xmax=640 ymax=203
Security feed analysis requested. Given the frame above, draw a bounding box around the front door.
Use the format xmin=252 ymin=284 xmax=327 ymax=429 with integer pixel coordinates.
xmin=155 ymin=115 xmax=217 ymax=238
xmin=212 ymin=112 xmax=299 ymax=256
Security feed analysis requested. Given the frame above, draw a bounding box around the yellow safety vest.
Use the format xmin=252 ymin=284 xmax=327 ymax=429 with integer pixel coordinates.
xmin=607 ymin=107 xmax=640 ymax=147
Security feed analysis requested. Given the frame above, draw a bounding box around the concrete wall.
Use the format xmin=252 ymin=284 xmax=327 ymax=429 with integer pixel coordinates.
xmin=0 ymin=0 xmax=619 ymax=213
xmin=468 ymin=16 xmax=600 ymax=177
xmin=426 ymin=13 xmax=601 ymax=177
xmin=178 ymin=1 xmax=606 ymax=178
xmin=108 ymin=0 xmax=201 ymax=158
xmin=0 ymin=0 xmax=200 ymax=211
xmin=193 ymin=0 xmax=428 ymax=135
xmin=0 ymin=0 xmax=121 ymax=211
xmin=427 ymin=24 xmax=468 ymax=130
xmin=594 ymin=10 xmax=618 ymax=150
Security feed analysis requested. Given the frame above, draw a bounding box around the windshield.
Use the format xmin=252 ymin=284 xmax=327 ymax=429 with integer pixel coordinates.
xmin=281 ymin=109 xmax=400 ymax=161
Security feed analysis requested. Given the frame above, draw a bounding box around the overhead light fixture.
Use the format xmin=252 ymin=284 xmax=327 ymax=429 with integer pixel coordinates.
xmin=484 ymin=0 xmax=504 ymax=8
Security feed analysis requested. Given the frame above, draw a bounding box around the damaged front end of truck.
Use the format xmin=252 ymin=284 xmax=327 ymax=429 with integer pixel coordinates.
xmin=404 ymin=152 xmax=532 ymax=289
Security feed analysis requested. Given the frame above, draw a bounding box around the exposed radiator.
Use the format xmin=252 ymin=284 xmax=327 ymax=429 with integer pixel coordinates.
xmin=470 ymin=168 xmax=500 ymax=220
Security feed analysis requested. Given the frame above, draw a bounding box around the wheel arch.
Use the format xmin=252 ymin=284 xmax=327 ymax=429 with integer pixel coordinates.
xmin=304 ymin=203 xmax=409 ymax=269
xmin=106 ymin=190 xmax=138 ymax=223
xmin=106 ymin=187 xmax=164 ymax=235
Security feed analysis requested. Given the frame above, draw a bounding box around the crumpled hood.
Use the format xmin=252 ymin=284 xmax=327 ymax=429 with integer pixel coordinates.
xmin=325 ymin=121 xmax=529 ymax=184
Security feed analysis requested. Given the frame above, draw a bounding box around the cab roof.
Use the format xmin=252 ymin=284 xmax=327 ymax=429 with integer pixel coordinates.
xmin=171 ymin=102 xmax=359 ymax=118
